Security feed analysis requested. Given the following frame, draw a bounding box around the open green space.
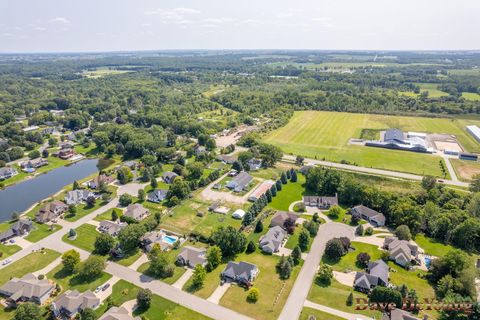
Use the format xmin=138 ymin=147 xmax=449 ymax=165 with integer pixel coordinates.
xmin=137 ymin=249 xmax=187 ymax=285
xmin=183 ymin=261 xmax=226 ymax=299
xmin=47 ymin=263 xmax=112 ymax=293
xmin=24 ymin=222 xmax=62 ymax=242
xmin=62 ymin=223 xmax=100 ymax=252
xmin=414 ymin=234 xmax=455 ymax=257
xmin=265 ymin=111 xmax=480 ymax=175
xmin=299 ymin=307 xmax=344 ymax=320
xmin=416 ymin=83 xmax=449 ymax=98
xmin=284 ymin=225 xmax=314 ymax=252
xmin=323 ymin=241 xmax=383 ymax=272
xmin=462 ymin=92 xmax=480 ymax=101
xmin=268 ymin=176 xmax=309 ymax=211
xmin=0 ymin=249 xmax=60 ymax=285
xmin=0 ymin=243 xmax=21 ymax=259
xmin=219 ymin=252 xmax=302 ymax=320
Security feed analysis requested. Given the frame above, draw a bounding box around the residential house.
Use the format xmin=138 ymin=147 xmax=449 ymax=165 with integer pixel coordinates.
xmin=88 ymin=174 xmax=114 ymax=189
xmin=350 ymin=205 xmax=386 ymax=227
xmin=382 ymin=309 xmax=421 ymax=320
xmin=0 ymin=273 xmax=54 ymax=305
xmin=303 ymin=195 xmax=338 ymax=209
xmin=269 ymin=211 xmax=298 ymax=229
xmin=226 ymin=171 xmax=253 ymax=192
xmin=246 ymin=158 xmax=262 ymax=171
xmin=194 ymin=145 xmax=206 ymax=156
xmin=216 ymin=154 xmax=237 ymax=164
xmin=140 ymin=231 xmax=169 ymax=252
xmin=353 ymin=259 xmax=389 ymax=293
xmin=299 ymin=165 xmax=315 ymax=175
xmin=0 ymin=219 xmax=33 ymax=242
xmin=0 ymin=167 xmax=18 ymax=180
xmin=64 ymin=189 xmax=95 ymax=206
xmin=58 ymin=148 xmax=75 ymax=160
xmin=383 ymin=237 xmax=420 ymax=268
xmin=98 ymin=220 xmax=127 ymax=237
xmin=162 ymin=171 xmax=178 ymax=184
xmin=52 ymin=290 xmax=100 ymax=319
xmin=99 ymin=306 xmax=138 ymax=320
xmin=19 ymin=158 xmax=49 ymax=169
xmin=232 ymin=209 xmax=246 ymax=219
xmin=36 ymin=200 xmax=68 ymax=223
xmin=59 ymin=142 xmax=75 ymax=150
xmin=221 ymin=261 xmax=259 ymax=287
xmin=147 ymin=189 xmax=168 ymax=203
xmin=122 ymin=160 xmax=139 ymax=170
xmin=124 ymin=204 xmax=149 ymax=221
xmin=259 ymin=226 xmax=287 ymax=254
xmin=248 ymin=180 xmax=275 ymax=202
xmin=176 ymin=246 xmax=207 ymax=268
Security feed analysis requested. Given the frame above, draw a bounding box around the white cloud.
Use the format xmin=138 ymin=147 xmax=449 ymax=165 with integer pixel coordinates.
xmin=143 ymin=7 xmax=200 ymax=25
xmin=49 ymin=17 xmax=70 ymax=24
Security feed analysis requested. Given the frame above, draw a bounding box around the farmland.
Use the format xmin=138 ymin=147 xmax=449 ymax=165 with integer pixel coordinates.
xmin=264 ymin=111 xmax=480 ymax=176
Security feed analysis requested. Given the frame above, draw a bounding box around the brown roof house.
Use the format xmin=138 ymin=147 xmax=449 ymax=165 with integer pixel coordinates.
xmin=350 ymin=205 xmax=386 ymax=227
xmin=0 ymin=219 xmax=33 ymax=242
xmin=124 ymin=204 xmax=149 ymax=221
xmin=36 ymin=200 xmax=68 ymax=223
xmin=383 ymin=237 xmax=420 ymax=268
xmin=176 ymin=246 xmax=207 ymax=268
xmin=269 ymin=211 xmax=298 ymax=229
xmin=88 ymin=174 xmax=114 ymax=189
xmin=99 ymin=306 xmax=139 ymax=320
xmin=98 ymin=220 xmax=127 ymax=237
xmin=52 ymin=290 xmax=100 ymax=319
xmin=0 ymin=273 xmax=54 ymax=305
xmin=303 ymin=195 xmax=338 ymax=209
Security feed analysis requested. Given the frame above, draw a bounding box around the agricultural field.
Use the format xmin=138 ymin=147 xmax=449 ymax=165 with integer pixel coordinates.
xmin=81 ymin=66 xmax=133 ymax=78
xmin=264 ymin=111 xmax=480 ymax=176
xmin=416 ymin=83 xmax=449 ymax=97
xmin=462 ymin=92 xmax=480 ymax=101
xmin=451 ymin=158 xmax=480 ymax=181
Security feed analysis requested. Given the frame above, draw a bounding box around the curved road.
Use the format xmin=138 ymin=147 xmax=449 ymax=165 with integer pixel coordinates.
xmin=278 ymin=222 xmax=355 ymax=320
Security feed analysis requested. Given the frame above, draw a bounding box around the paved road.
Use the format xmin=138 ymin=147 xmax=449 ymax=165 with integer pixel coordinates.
xmin=278 ymin=222 xmax=355 ymax=320
xmin=304 ymin=300 xmax=373 ymax=320
xmin=106 ymin=263 xmax=253 ymax=320
xmin=441 ymin=155 xmax=458 ymax=182
xmin=283 ymin=154 xmax=469 ymax=188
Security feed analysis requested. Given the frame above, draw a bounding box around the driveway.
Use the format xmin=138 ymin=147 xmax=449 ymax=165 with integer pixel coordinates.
xmin=129 ymin=253 xmax=148 ymax=271
xmin=172 ymin=268 xmax=193 ymax=289
xmin=304 ymin=300 xmax=374 ymax=320
xmin=278 ymin=222 xmax=355 ymax=320
xmin=96 ymin=276 xmax=121 ymax=302
xmin=199 ymin=172 xmax=256 ymax=205
xmin=207 ymin=282 xmax=232 ymax=304
xmin=333 ymin=271 xmax=356 ymax=287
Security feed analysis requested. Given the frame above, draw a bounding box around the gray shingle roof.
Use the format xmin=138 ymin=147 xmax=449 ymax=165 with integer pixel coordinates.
xmin=0 ymin=273 xmax=53 ymax=302
xmin=177 ymin=246 xmax=207 ymax=267
xmin=53 ymin=290 xmax=99 ymax=315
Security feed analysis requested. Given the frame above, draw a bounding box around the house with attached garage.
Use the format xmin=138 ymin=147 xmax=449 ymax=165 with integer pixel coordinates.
xmin=269 ymin=211 xmax=298 ymax=229
xmin=99 ymin=306 xmax=138 ymax=320
xmin=246 ymin=158 xmax=262 ymax=170
xmin=162 ymin=171 xmax=179 ymax=184
xmin=226 ymin=171 xmax=253 ymax=192
xmin=221 ymin=261 xmax=259 ymax=287
xmin=0 ymin=167 xmax=18 ymax=180
xmin=87 ymin=174 xmax=114 ymax=189
xmin=98 ymin=220 xmax=127 ymax=237
xmin=124 ymin=203 xmax=149 ymax=221
xmin=350 ymin=205 xmax=386 ymax=226
xmin=353 ymin=259 xmax=389 ymax=293
xmin=0 ymin=219 xmax=33 ymax=242
xmin=383 ymin=236 xmax=420 ymax=268
xmin=259 ymin=225 xmax=287 ymax=254
xmin=19 ymin=158 xmax=49 ymax=169
xmin=176 ymin=246 xmax=207 ymax=268
xmin=52 ymin=290 xmax=100 ymax=319
xmin=0 ymin=273 xmax=54 ymax=305
xmin=36 ymin=200 xmax=68 ymax=223
xmin=303 ymin=194 xmax=338 ymax=210
xmin=64 ymin=189 xmax=95 ymax=206
xmin=147 ymin=189 xmax=168 ymax=203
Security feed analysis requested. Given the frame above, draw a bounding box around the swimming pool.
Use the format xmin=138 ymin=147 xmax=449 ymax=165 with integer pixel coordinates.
xmin=163 ymin=235 xmax=178 ymax=245
xmin=424 ymin=256 xmax=432 ymax=268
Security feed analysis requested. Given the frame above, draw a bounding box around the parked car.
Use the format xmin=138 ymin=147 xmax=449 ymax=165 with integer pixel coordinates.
xmin=102 ymin=283 xmax=110 ymax=291
xmin=9 ymin=239 xmax=15 ymax=243
xmin=2 ymin=259 xmax=12 ymax=265
xmin=94 ymin=286 xmax=102 ymax=293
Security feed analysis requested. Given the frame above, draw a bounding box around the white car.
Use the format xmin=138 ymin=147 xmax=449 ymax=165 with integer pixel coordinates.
xmin=2 ymin=259 xmax=12 ymax=265
xmin=94 ymin=286 xmax=102 ymax=293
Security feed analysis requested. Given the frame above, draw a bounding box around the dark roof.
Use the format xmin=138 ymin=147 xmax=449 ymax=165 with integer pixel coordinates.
xmin=222 ymin=261 xmax=258 ymax=282
xmin=351 ymin=205 xmax=386 ymax=224
xmin=384 ymin=129 xmax=405 ymax=143
xmin=270 ymin=211 xmax=298 ymax=228
xmin=383 ymin=309 xmax=420 ymax=320
xmin=228 ymin=171 xmax=253 ymax=189
xmin=368 ymin=260 xmax=389 ymax=285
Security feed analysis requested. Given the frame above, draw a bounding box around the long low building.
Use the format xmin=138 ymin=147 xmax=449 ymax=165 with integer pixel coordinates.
xmin=248 ymin=179 xmax=275 ymax=202
xmin=467 ymin=125 xmax=480 ymax=142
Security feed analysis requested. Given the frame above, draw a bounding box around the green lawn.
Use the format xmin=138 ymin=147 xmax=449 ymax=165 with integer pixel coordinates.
xmin=462 ymin=92 xmax=480 ymax=101
xmin=264 ymin=111 xmax=480 ymax=175
xmin=416 ymin=83 xmax=449 ymax=98
xmin=111 ymin=248 xmax=143 ymax=267
xmin=24 ymin=223 xmax=62 ymax=242
xmin=64 ymin=199 xmax=111 ymax=222
xmin=62 ymin=223 xmax=100 ymax=252
xmin=0 ymin=243 xmax=21 ymax=259
xmin=137 ymin=249 xmax=187 ymax=285
xmin=219 ymin=252 xmax=302 ymax=320
xmin=95 ymin=280 xmax=140 ymax=317
xmin=183 ymin=261 xmax=225 ymax=298
xmin=323 ymin=241 xmax=384 ymax=272
xmin=284 ymin=225 xmax=314 ymax=252
xmin=0 ymin=249 xmax=60 ymax=285
xmin=47 ymin=263 xmax=112 ymax=293
xmin=269 ymin=176 xmax=309 ymax=211
xmin=299 ymin=307 xmax=345 ymax=320
xmin=414 ymin=234 xmax=455 ymax=257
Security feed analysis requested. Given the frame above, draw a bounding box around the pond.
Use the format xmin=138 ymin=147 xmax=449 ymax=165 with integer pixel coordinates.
xmin=0 ymin=159 xmax=108 ymax=222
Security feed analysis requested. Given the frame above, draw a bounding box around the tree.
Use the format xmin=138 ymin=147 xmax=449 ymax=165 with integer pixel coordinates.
xmin=286 ymin=169 xmax=291 ymax=179
xmin=277 ymin=255 xmax=293 ymax=279
xmin=247 ymin=287 xmax=259 ymax=303
xmin=147 ymin=244 xmax=174 ymax=278
xmin=94 ymin=233 xmax=116 ymax=255
xmin=284 ymin=218 xmax=296 ymax=234
xmin=137 ymin=288 xmax=152 ymax=310
xmin=13 ymin=302 xmax=41 ymax=320
xmin=117 ymin=166 xmax=133 ymax=184
xmin=119 ymin=193 xmax=133 ymax=206
xmin=192 ymin=265 xmax=206 ymax=288
xmin=246 ymin=240 xmax=256 ymax=253
xmin=365 ymin=227 xmax=373 ymax=235
xmin=206 ymin=246 xmax=222 ymax=271
xmin=281 ymin=172 xmax=288 ymax=184
xmin=138 ymin=189 xmax=145 ymax=202
xmin=370 ymin=287 xmax=402 ymax=308
xmin=86 ymin=195 xmax=96 ymax=208
xmin=291 ymin=246 xmax=302 ymax=265
xmin=317 ymin=263 xmax=333 ymax=285
xmin=328 ymin=205 xmax=343 ymax=218
xmin=394 ymin=225 xmax=412 ymax=241
xmin=276 ymin=180 xmax=282 ymax=191
xmin=211 ymin=226 xmax=247 ymax=257
xmin=421 ymin=175 xmax=437 ymax=191
xmin=312 ymin=212 xmax=320 ymax=223
xmin=73 ymin=180 xmax=80 ymax=190
xmin=118 ymin=224 xmax=146 ymax=252
xmin=150 ymin=177 xmax=158 ymax=189
xmin=298 ymin=228 xmax=310 ymax=251
xmin=265 ymin=188 xmax=272 ymax=202
xmin=62 ymin=249 xmax=80 ymax=273
xmin=42 ymin=149 xmax=49 ymax=158
xmin=167 ymin=178 xmax=191 ymax=200
xmin=79 ymin=308 xmax=96 ymax=320
xmin=346 ymin=292 xmax=353 ymax=306
xmin=356 ymin=252 xmax=371 ymax=267
xmin=356 ymin=224 xmax=364 ymax=236
xmin=242 ymin=211 xmax=253 ymax=226
xmin=470 ymin=174 xmax=480 ymax=192
xmin=78 ymin=255 xmax=106 ymax=279
xmin=68 ymin=205 xmax=77 ymax=215
xmin=303 ymin=220 xmax=319 ymax=237
xmin=111 ymin=208 xmax=120 ymax=221
xmin=254 ymin=220 xmax=263 ymax=233
xmin=270 ymin=183 xmax=277 ymax=196
xmin=290 ymin=170 xmax=298 ymax=182
xmin=232 ymin=160 xmax=243 ymax=172
xmin=325 ymin=238 xmax=346 ymax=261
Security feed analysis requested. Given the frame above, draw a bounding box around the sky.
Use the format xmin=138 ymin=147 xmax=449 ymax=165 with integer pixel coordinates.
xmin=1 ymin=0 xmax=479 ymax=53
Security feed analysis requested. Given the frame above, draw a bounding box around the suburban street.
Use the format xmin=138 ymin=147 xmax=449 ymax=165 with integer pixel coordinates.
xmin=283 ymin=154 xmax=469 ymax=188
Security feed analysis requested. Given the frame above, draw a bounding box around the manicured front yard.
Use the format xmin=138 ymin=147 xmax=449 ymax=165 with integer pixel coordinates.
xmin=219 ymin=252 xmax=302 ymax=320
xmin=183 ymin=262 xmax=226 ymax=298
xmin=323 ymin=241 xmax=384 ymax=272
xmin=0 ymin=249 xmax=60 ymax=285
xmin=137 ymin=249 xmax=187 ymax=285
xmin=414 ymin=234 xmax=454 ymax=257
xmin=62 ymin=223 xmax=100 ymax=252
xmin=24 ymin=222 xmax=62 ymax=242
xmin=0 ymin=243 xmax=21 ymax=259
xmin=299 ymin=307 xmax=344 ymax=320
xmin=47 ymin=263 xmax=112 ymax=293
xmin=268 ymin=175 xmax=308 ymax=211
xmin=112 ymin=248 xmax=143 ymax=267
xmin=284 ymin=225 xmax=314 ymax=252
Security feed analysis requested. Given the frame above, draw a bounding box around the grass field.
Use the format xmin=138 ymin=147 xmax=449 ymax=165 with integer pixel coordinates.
xmin=0 ymin=243 xmax=21 ymax=259
xmin=451 ymin=158 xmax=480 ymax=181
xmin=24 ymin=223 xmax=62 ymax=242
xmin=62 ymin=223 xmax=100 ymax=252
xmin=47 ymin=263 xmax=111 ymax=293
xmin=299 ymin=307 xmax=344 ymax=320
xmin=265 ymin=111 xmax=480 ymax=175
xmin=416 ymin=83 xmax=449 ymax=97
xmin=462 ymin=92 xmax=480 ymax=101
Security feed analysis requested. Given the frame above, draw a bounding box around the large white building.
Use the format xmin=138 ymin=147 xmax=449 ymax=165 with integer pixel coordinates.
xmin=467 ymin=125 xmax=480 ymax=142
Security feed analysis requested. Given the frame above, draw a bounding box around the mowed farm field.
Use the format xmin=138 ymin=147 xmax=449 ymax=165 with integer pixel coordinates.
xmin=264 ymin=111 xmax=480 ymax=176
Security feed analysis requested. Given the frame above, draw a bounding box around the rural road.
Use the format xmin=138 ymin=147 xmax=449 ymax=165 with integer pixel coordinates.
xmin=282 ymin=154 xmax=469 ymax=188
xmin=278 ymin=222 xmax=355 ymax=320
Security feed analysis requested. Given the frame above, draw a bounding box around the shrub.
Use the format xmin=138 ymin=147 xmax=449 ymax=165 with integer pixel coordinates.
xmin=247 ymin=287 xmax=259 ymax=303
